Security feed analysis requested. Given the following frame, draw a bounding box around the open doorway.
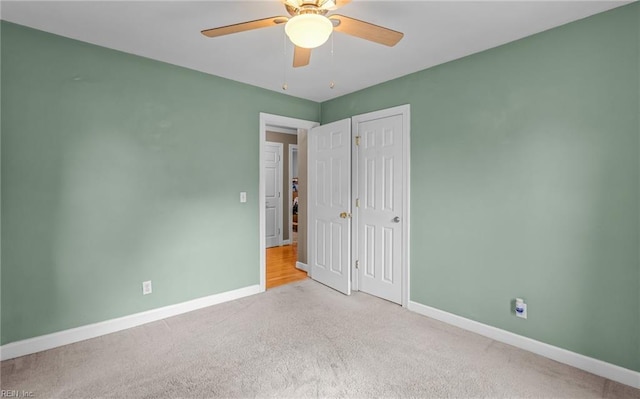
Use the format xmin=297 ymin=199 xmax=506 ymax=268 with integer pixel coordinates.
xmin=264 ymin=127 xmax=304 ymax=289
xmin=259 ymin=114 xmax=319 ymax=291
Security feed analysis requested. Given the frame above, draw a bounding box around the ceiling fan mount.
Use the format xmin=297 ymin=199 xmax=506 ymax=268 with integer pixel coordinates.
xmin=284 ymin=0 xmax=343 ymax=16
xmin=201 ymin=0 xmax=403 ymax=68
xmin=284 ymin=4 xmax=330 ymax=17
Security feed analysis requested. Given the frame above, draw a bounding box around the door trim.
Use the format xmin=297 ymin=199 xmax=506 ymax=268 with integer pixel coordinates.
xmin=351 ymin=104 xmax=411 ymax=307
xmin=259 ymin=113 xmax=319 ymax=292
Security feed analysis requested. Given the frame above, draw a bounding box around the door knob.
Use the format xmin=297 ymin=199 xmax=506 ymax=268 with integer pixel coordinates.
xmin=392 ymin=216 xmax=400 ymax=223
xmin=340 ymin=212 xmax=352 ymax=219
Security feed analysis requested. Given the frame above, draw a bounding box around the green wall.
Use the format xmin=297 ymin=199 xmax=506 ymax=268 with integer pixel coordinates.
xmin=2 ymin=3 xmax=639 ymax=374
xmin=0 ymin=22 xmax=319 ymax=345
xmin=323 ymin=4 xmax=639 ymax=372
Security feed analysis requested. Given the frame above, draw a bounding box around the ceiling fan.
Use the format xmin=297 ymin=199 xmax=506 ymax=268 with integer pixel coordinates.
xmin=201 ymin=0 xmax=404 ymax=68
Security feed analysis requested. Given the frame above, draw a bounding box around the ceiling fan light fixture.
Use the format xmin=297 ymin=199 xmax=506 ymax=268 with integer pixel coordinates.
xmin=285 ymin=14 xmax=333 ymax=49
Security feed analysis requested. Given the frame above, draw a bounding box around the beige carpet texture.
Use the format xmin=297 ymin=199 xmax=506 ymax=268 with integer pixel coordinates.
xmin=1 ymin=279 xmax=639 ymax=398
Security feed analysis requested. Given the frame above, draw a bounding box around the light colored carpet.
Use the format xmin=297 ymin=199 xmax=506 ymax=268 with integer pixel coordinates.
xmin=2 ymin=279 xmax=639 ymax=398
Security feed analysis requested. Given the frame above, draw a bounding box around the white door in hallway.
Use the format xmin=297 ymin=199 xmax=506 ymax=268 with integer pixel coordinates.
xmin=265 ymin=142 xmax=283 ymax=248
xmin=308 ymin=119 xmax=352 ymax=295
xmin=354 ymin=113 xmax=405 ymax=304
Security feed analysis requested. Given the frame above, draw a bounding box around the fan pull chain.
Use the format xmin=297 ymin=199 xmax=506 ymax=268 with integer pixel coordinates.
xmin=329 ymin=33 xmax=335 ymax=89
xmin=282 ymin=30 xmax=288 ymax=91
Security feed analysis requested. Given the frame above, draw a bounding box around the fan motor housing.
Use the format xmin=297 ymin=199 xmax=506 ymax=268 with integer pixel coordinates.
xmin=285 ymin=4 xmax=329 ymax=17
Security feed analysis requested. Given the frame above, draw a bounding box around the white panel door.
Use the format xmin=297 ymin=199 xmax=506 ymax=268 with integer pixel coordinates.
xmin=355 ymin=114 xmax=404 ymax=304
xmin=265 ymin=142 xmax=283 ymax=248
xmin=308 ymin=119 xmax=351 ymax=295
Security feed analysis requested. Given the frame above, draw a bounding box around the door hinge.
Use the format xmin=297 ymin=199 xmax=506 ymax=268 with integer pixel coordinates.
xmin=355 ymin=136 xmax=361 ymax=146
xmin=355 ymin=260 xmax=360 ymax=269
xmin=278 ymin=192 xmax=281 ymax=198
xmin=278 ymin=228 xmax=281 ymax=235
xmin=355 ymin=198 xmax=360 ymax=208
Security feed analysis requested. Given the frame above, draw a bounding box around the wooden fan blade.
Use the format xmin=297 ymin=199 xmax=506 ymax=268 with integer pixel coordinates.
xmin=293 ymin=46 xmax=312 ymax=68
xmin=201 ymin=16 xmax=288 ymax=38
xmin=336 ymin=0 xmax=352 ymax=7
xmin=329 ymin=14 xmax=403 ymax=47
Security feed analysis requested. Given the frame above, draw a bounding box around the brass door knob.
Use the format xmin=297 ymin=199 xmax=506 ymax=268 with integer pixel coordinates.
xmin=339 ymin=212 xmax=352 ymax=219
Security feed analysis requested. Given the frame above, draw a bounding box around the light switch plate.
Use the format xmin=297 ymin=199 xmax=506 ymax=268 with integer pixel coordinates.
xmin=240 ymin=192 xmax=247 ymax=203
xmin=142 ymin=281 xmax=152 ymax=295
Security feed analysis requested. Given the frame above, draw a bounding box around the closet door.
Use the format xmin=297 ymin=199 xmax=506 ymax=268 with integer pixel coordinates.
xmin=308 ymin=118 xmax=351 ymax=295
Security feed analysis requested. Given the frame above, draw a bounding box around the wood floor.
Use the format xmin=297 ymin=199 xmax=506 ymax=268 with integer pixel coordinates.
xmin=266 ymin=243 xmax=308 ymax=289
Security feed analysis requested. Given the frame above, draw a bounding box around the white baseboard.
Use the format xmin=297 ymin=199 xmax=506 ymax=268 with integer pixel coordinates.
xmin=407 ymin=301 xmax=640 ymax=389
xmin=0 ymin=284 xmax=261 ymax=361
xmin=282 ymin=239 xmax=291 ymax=246
xmin=296 ymin=261 xmax=308 ymax=272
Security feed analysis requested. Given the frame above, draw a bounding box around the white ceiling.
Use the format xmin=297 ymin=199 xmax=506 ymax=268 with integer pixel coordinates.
xmin=1 ymin=1 xmax=632 ymax=102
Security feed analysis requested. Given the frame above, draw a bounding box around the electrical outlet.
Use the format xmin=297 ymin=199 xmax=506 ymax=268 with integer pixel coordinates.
xmin=240 ymin=192 xmax=247 ymax=203
xmin=515 ymin=298 xmax=527 ymax=319
xmin=142 ymin=280 xmax=152 ymax=295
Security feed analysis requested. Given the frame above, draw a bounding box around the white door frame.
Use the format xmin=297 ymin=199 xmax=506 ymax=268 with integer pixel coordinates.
xmin=288 ymin=144 xmax=299 ymax=245
xmin=351 ymin=104 xmax=411 ymax=308
xmin=259 ymin=113 xmax=319 ymax=292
